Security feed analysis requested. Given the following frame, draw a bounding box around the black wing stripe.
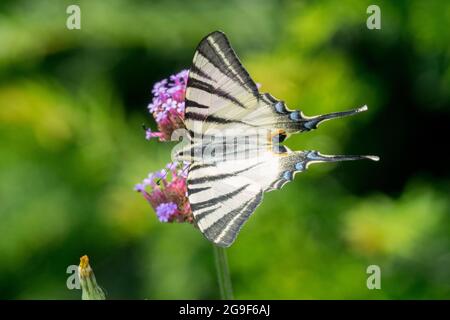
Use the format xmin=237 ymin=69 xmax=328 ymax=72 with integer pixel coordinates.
xmin=208 ymin=33 xmax=259 ymax=95
xmin=188 ymin=161 xmax=263 ymax=185
xmin=185 ymin=111 xmax=242 ymax=124
xmin=203 ymin=198 xmax=252 ymax=240
xmin=197 ymin=43 xmax=240 ymax=87
xmin=192 ymin=208 xmax=218 ymax=222
xmin=187 ymin=186 xmax=211 ymax=195
xmin=261 ymin=93 xmax=278 ymax=104
xmin=204 ymin=190 xmax=263 ymax=244
xmin=185 ymin=98 xmax=209 ymax=109
xmin=190 ymin=64 xmax=215 ymax=82
xmin=187 ymin=129 xmax=220 ymax=141
xmin=190 ymin=183 xmax=249 ymax=213
xmin=189 ymin=163 xmax=216 ymax=172
xmin=187 ymin=78 xmax=247 ymax=109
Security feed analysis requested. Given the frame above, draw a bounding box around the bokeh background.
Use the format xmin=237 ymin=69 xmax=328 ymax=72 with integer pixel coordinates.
xmin=1 ymin=0 xmax=449 ymax=299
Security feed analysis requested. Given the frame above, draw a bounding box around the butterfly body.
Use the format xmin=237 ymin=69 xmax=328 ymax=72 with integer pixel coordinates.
xmin=174 ymin=31 xmax=378 ymax=247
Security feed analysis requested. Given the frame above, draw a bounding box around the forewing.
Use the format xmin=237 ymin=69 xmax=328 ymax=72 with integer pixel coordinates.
xmin=185 ymin=31 xmax=318 ymax=136
xmin=185 ymin=31 xmax=260 ymax=134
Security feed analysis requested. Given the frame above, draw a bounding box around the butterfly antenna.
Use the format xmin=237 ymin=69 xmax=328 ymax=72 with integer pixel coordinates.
xmin=154 ymin=167 xmax=170 ymax=186
xmin=156 ymin=173 xmax=167 ymax=185
xmin=301 ymin=105 xmax=368 ymax=130
xmin=156 ymin=163 xmax=191 ymax=185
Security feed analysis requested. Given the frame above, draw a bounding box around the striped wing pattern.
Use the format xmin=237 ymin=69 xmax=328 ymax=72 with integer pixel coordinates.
xmin=184 ymin=32 xmax=315 ymax=136
xmin=182 ymin=31 xmax=377 ymax=247
xmin=184 ymin=31 xmax=290 ymax=247
xmin=184 ymin=32 xmax=259 ymax=135
xmin=187 ymin=160 xmax=263 ymax=247
xmin=187 ymin=148 xmax=331 ymax=247
xmin=183 ymin=31 xmax=307 ymax=247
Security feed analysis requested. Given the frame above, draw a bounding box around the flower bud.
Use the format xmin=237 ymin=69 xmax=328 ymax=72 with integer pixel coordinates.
xmin=78 ymin=255 xmax=106 ymax=300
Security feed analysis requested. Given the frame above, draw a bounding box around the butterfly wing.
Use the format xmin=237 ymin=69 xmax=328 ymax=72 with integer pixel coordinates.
xmin=187 ymin=150 xmax=282 ymax=247
xmin=188 ymin=148 xmax=343 ymax=247
xmin=187 ymin=159 xmax=264 ymax=247
xmin=185 ymin=31 xmax=260 ymax=134
xmin=186 ymin=31 xmax=298 ymax=135
xmin=186 ymin=31 xmax=371 ymax=136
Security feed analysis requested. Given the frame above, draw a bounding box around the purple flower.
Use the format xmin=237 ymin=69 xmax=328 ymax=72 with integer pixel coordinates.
xmin=144 ymin=69 xmax=189 ymax=141
xmin=135 ymin=161 xmax=193 ymax=224
xmin=136 ymin=71 xmax=193 ymax=224
xmin=156 ymin=202 xmax=178 ymax=222
xmin=147 ymin=103 xmax=156 ymax=113
xmin=145 ymin=128 xmax=163 ymax=140
xmin=152 ymin=79 xmax=168 ymax=96
xmin=154 ymin=169 xmax=167 ymax=179
xmin=166 ymin=161 xmax=178 ymax=171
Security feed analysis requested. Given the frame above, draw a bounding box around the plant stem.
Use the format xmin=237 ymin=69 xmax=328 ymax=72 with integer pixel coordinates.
xmin=213 ymin=245 xmax=234 ymax=300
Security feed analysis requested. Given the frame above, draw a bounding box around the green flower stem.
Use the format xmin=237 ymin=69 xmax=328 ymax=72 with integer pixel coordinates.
xmin=213 ymin=245 xmax=234 ymax=300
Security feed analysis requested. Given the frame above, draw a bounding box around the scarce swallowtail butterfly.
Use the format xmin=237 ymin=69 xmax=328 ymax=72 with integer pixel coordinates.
xmin=173 ymin=31 xmax=379 ymax=247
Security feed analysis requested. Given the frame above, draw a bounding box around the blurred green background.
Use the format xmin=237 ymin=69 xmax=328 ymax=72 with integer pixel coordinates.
xmin=1 ymin=0 xmax=449 ymax=299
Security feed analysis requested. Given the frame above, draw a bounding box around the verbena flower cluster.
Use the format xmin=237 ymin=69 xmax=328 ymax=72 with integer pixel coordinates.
xmin=136 ymin=70 xmax=193 ymax=224
xmin=135 ymin=161 xmax=192 ymax=223
xmin=145 ymin=69 xmax=189 ymax=141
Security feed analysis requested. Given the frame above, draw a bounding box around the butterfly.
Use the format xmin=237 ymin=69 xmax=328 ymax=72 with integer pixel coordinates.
xmin=173 ymin=31 xmax=379 ymax=247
